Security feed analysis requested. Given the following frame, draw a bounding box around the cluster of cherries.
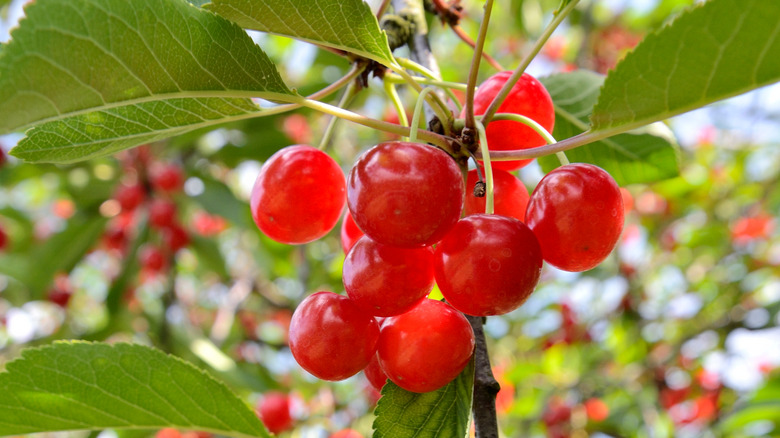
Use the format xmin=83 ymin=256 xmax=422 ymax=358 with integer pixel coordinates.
xmin=249 ymin=72 xmax=625 ymax=395
xmin=107 ymin=157 xmax=191 ymax=276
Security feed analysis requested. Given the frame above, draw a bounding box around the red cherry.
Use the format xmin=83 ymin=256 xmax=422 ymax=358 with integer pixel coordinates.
xmin=251 ymin=145 xmax=346 ymax=245
xmin=115 ymin=183 xmax=145 ymax=212
xmin=289 ymin=292 xmax=379 ymax=381
xmin=155 ymin=429 xmax=181 ymax=438
xmin=47 ymin=273 xmax=73 ymax=308
xmin=192 ymin=211 xmax=227 ymax=236
xmin=542 ymin=397 xmax=571 ymax=426
xmin=434 ymin=214 xmax=542 ymax=316
xmin=466 ymin=72 xmax=555 ymax=170
xmin=343 ymin=236 xmax=434 ymax=317
xmin=464 ymin=168 xmax=530 ymax=221
xmin=340 ymin=211 xmax=364 ymax=255
xmin=331 ymin=430 xmax=363 ymax=438
xmin=139 ymin=245 xmax=166 ymax=272
xmin=731 ymin=213 xmax=774 ymax=244
xmin=282 ymin=114 xmax=313 ymax=145
xmin=255 ymin=392 xmax=293 ymax=434
xmin=102 ymin=226 xmax=127 ymax=252
xmin=584 ymin=398 xmax=609 ymax=422
xmin=162 ymin=222 xmax=190 ymax=252
xmin=48 ymin=288 xmax=72 ymax=308
xmin=378 ymin=299 xmax=475 ymax=393
xmin=0 ymin=224 xmax=8 ymax=251
xmin=363 ymin=354 xmax=389 ymax=392
xmin=526 ymin=164 xmax=624 ymax=272
xmin=150 ymin=163 xmax=184 ymax=193
xmin=149 ymin=199 xmax=177 ymax=229
xmin=347 ymin=142 xmax=464 ymax=248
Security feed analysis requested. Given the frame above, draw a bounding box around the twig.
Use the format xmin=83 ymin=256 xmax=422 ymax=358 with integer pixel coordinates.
xmin=452 ymin=25 xmax=504 ymax=71
xmin=468 ymin=315 xmax=500 ymax=438
xmin=463 ymin=0 xmax=495 ymax=138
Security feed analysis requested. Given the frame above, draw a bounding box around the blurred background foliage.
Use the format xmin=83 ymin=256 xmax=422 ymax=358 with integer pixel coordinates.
xmin=0 ymin=0 xmax=779 ymax=437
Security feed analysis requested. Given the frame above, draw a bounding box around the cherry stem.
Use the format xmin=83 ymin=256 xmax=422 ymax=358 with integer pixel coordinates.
xmin=463 ymin=0 xmax=496 ymax=136
xmin=474 ymin=120 xmax=494 ymax=215
xmin=480 ymin=0 xmax=580 ymax=128
xmin=376 ymin=0 xmax=392 ymax=18
xmin=490 ymin=113 xmax=556 ymax=144
xmin=410 ymin=87 xmax=438 ymax=143
xmin=556 ymin=151 xmax=570 ymax=166
xmin=318 ymin=80 xmax=359 ymax=150
xmin=385 ymin=72 xmax=468 ymax=91
xmin=467 ymin=315 xmax=501 ymax=438
xmin=472 ymin=113 xmax=558 ymax=164
xmin=451 ymin=24 xmax=504 ymax=71
xmin=299 ymin=97 xmax=454 ymax=154
xmin=391 ymin=63 xmax=453 ymax=130
xmin=395 ymin=57 xmax=464 ymax=112
xmin=384 ymin=78 xmax=410 ymax=140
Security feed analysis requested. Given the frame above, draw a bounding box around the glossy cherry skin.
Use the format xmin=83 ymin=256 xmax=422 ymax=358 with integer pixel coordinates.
xmin=162 ymin=222 xmax=190 ymax=253
xmin=115 ymin=183 xmax=145 ymax=212
xmin=525 ymin=163 xmax=624 ymax=272
xmin=347 ymin=142 xmax=464 ymax=248
xmin=150 ymin=163 xmax=184 ymax=193
xmin=255 ymin=392 xmax=293 ymax=434
xmin=289 ymin=291 xmax=379 ymax=381
xmin=340 ymin=211 xmax=364 ymax=255
xmin=464 ymin=168 xmax=530 ymax=221
xmin=363 ymin=354 xmax=389 ymax=392
xmin=466 ymin=71 xmax=555 ymax=170
xmin=435 ymin=214 xmax=542 ymax=316
xmin=251 ymin=145 xmax=346 ymax=245
xmin=343 ymin=236 xmax=434 ymax=317
xmin=378 ymin=299 xmax=475 ymax=393
xmin=139 ymin=244 xmax=166 ymax=272
xmin=149 ymin=199 xmax=177 ymax=229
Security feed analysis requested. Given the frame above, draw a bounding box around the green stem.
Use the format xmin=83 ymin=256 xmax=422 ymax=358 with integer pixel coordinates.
xmin=385 ymin=73 xmax=468 ymax=91
xmin=383 ymin=78 xmax=409 ymax=141
xmin=391 ymin=62 xmax=453 ymax=130
xmin=391 ymin=59 xmax=465 ymax=112
xmin=410 ymin=87 xmax=438 ymax=143
xmin=556 ymin=151 xmax=570 ymax=166
xmin=475 ymin=120 xmax=494 ymax=215
xmin=463 ymin=0 xmax=496 ymax=133
xmin=318 ymin=81 xmax=359 ymax=150
xmin=480 ymin=0 xmax=581 ymax=127
xmin=490 ymin=113 xmax=556 ymax=144
xmin=297 ymin=97 xmax=453 ymax=152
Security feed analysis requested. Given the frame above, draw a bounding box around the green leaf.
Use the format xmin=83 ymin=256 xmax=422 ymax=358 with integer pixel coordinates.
xmin=0 ymin=342 xmax=270 ymax=438
xmin=373 ymin=358 xmax=474 ymax=438
xmin=591 ymin=0 xmax=780 ymax=134
xmin=0 ymin=0 xmax=293 ymax=154
xmin=721 ymin=376 xmax=780 ymax=432
xmin=207 ymin=0 xmax=396 ymax=66
xmin=12 ymin=98 xmax=261 ymax=164
xmin=539 ymin=71 xmax=680 ymax=185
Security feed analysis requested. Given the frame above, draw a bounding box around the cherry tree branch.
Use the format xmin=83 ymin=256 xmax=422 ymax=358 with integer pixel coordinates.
xmin=468 ymin=316 xmax=500 ymax=438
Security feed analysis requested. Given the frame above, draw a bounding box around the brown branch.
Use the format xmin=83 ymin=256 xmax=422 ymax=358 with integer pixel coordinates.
xmin=468 ymin=315 xmax=500 ymax=438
